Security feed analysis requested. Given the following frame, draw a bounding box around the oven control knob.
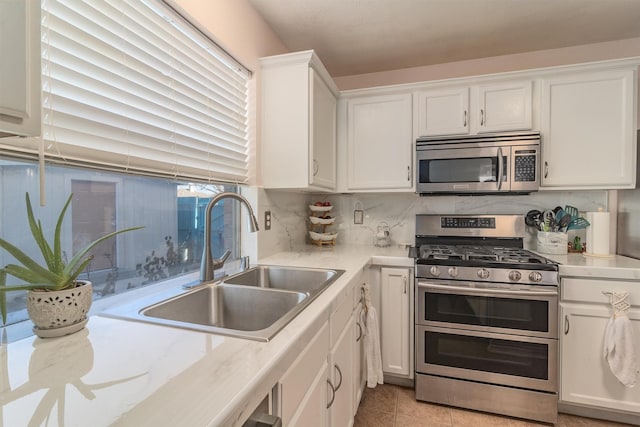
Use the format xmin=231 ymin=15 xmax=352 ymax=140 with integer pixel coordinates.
xmin=429 ymin=266 xmax=441 ymax=277
xmin=529 ymin=271 xmax=543 ymax=282
xmin=508 ymin=270 xmax=522 ymax=281
xmin=447 ymin=267 xmax=459 ymax=278
xmin=477 ymin=268 xmax=490 ymax=279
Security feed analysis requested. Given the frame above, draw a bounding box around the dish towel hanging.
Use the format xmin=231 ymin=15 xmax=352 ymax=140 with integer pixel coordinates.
xmin=603 ymin=291 xmax=638 ymax=387
xmin=360 ymin=283 xmax=384 ymax=388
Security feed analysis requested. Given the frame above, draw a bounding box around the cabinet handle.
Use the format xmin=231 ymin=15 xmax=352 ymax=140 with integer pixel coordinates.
xmin=480 ymin=109 xmax=484 ymax=126
xmin=564 ymin=315 xmax=570 ymax=335
xmin=313 ymin=159 xmax=319 ymax=177
xmin=326 ymin=379 xmax=336 ymax=408
xmin=403 ymin=276 xmax=407 ymax=294
xmin=407 ymin=165 xmax=410 ymax=181
xmin=463 ymin=110 xmax=467 ymax=127
xmin=334 ymin=364 xmax=343 ymax=391
xmin=544 ymin=161 xmax=549 ymax=179
xmin=356 ymin=322 xmax=363 ymax=342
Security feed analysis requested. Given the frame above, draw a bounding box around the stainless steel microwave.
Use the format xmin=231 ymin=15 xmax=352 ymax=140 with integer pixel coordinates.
xmin=415 ymin=131 xmax=540 ymax=194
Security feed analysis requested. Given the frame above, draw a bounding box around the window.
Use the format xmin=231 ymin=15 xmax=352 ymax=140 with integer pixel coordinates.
xmin=0 ymin=0 xmax=250 ymax=326
xmin=0 ymin=158 xmax=239 ymax=325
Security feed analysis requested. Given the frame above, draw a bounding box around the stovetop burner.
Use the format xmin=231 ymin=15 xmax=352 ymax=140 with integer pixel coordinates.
xmin=419 ymin=245 xmax=554 ymax=265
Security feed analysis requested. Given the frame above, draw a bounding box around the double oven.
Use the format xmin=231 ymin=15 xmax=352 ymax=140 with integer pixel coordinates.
xmin=413 ymin=215 xmax=559 ymax=424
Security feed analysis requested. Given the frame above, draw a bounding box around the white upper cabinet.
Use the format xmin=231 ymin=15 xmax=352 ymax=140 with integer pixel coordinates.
xmin=540 ymin=68 xmax=636 ymax=189
xmin=0 ymin=0 xmax=40 ymax=137
xmin=260 ymin=50 xmax=338 ymax=191
xmin=476 ymin=81 xmax=533 ymax=133
xmin=416 ymin=87 xmax=469 ymax=136
xmin=343 ymin=93 xmax=413 ymax=191
xmin=416 ymin=80 xmax=533 ymax=137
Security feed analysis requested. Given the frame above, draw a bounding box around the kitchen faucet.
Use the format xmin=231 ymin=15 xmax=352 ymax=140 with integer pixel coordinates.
xmin=200 ymin=192 xmax=259 ymax=282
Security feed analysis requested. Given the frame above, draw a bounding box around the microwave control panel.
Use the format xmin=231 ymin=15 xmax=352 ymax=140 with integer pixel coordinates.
xmin=514 ymin=150 xmax=537 ymax=182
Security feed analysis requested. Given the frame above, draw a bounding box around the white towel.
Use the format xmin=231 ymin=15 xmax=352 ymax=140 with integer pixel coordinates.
xmin=360 ymin=284 xmax=383 ymax=388
xmin=603 ymin=291 xmax=638 ymax=388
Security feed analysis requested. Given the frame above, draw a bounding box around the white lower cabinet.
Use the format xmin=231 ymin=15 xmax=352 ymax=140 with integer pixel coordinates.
xmin=329 ymin=315 xmax=355 ymax=427
xmin=288 ymin=361 xmax=329 ymax=427
xmin=560 ymin=278 xmax=640 ymax=415
xmin=380 ymin=267 xmax=412 ymax=377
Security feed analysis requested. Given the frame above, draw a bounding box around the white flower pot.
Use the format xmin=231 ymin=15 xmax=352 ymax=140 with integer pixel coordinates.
xmin=26 ymin=280 xmax=93 ymax=338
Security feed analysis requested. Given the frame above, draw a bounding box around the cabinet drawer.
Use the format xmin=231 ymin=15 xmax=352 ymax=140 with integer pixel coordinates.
xmin=562 ymin=278 xmax=640 ymax=306
xmin=331 ymin=286 xmax=354 ymax=348
xmin=280 ymin=321 xmax=329 ymax=425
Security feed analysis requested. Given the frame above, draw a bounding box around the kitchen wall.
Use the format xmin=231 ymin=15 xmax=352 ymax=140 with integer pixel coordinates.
xmin=261 ymin=190 xmax=609 ymax=254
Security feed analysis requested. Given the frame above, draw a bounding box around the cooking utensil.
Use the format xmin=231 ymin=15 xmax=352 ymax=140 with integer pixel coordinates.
xmin=525 ymin=210 xmax=542 ymax=227
xmin=567 ymin=217 xmax=590 ymax=230
xmin=558 ymin=213 xmax=572 ymax=231
xmin=554 ymin=208 xmax=566 ymax=222
xmin=564 ymin=205 xmax=579 ymax=219
xmin=542 ymin=210 xmax=557 ymax=231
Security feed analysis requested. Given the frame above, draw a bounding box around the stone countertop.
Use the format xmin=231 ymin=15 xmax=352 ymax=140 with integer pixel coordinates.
xmin=0 ymin=245 xmax=412 ymax=427
xmin=540 ymin=252 xmax=640 ymax=281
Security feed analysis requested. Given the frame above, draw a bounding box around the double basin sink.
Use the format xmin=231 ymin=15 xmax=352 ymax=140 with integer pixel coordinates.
xmin=103 ymin=266 xmax=344 ymax=342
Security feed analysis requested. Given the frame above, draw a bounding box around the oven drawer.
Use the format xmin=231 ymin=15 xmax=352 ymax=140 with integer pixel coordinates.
xmin=416 ymin=325 xmax=558 ymax=392
xmin=416 ymin=280 xmax=558 ymax=339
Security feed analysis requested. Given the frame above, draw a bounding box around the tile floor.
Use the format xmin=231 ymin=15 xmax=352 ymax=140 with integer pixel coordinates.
xmin=354 ymin=384 xmax=634 ymax=427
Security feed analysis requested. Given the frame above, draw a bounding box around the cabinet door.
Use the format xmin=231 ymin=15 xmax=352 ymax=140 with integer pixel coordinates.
xmin=416 ymin=87 xmax=469 ymax=136
xmin=560 ymin=302 xmax=640 ymax=413
xmin=346 ymin=93 xmax=413 ymax=190
xmin=0 ymin=0 xmax=40 ymax=137
xmin=310 ymin=68 xmax=337 ymax=189
xmin=380 ymin=267 xmax=411 ymax=376
xmin=540 ymin=69 xmax=636 ymax=189
xmin=289 ymin=361 xmax=329 ymax=427
xmin=477 ymin=81 xmax=532 ymax=133
xmin=329 ymin=314 xmax=354 ymax=427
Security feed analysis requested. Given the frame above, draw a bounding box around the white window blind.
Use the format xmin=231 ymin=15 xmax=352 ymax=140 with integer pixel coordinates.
xmin=7 ymin=0 xmax=250 ymax=183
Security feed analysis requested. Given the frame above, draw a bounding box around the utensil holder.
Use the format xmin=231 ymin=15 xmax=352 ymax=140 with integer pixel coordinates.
xmin=536 ymin=231 xmax=568 ymax=255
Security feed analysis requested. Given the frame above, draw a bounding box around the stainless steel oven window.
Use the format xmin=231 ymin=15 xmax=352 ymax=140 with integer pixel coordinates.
xmin=416 ymin=325 xmax=558 ymax=392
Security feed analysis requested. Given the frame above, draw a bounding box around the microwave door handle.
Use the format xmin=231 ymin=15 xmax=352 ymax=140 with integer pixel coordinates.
xmin=496 ymin=147 xmax=504 ymax=190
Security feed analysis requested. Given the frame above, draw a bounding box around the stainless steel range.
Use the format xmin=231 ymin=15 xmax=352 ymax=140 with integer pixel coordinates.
xmin=414 ymin=214 xmax=559 ymax=425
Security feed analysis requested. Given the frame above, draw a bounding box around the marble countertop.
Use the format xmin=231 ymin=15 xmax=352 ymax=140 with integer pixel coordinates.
xmin=540 ymin=252 xmax=640 ymax=280
xmin=0 ymin=244 xmax=411 ymax=427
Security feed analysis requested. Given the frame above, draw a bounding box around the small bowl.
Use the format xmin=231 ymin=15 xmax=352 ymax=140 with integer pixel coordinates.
xmin=309 ymin=231 xmax=338 ymax=241
xmin=309 ymin=205 xmax=333 ymax=212
xmin=309 ymin=216 xmax=335 ymax=225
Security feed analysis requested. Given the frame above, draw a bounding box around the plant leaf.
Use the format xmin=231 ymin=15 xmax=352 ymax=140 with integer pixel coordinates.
xmin=0 ymin=238 xmax=60 ymax=284
xmin=1 ymin=264 xmax=62 ymax=287
xmin=25 ymin=193 xmax=56 ymax=271
xmin=63 ymin=226 xmax=143 ymax=278
xmin=67 ymin=256 xmax=94 ymax=283
xmin=0 ymin=270 xmax=6 ymax=324
xmin=53 ymin=193 xmax=73 ymax=275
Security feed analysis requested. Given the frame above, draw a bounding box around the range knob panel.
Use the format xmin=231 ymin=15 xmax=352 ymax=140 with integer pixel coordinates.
xmin=477 ymin=268 xmax=490 ymax=279
xmin=508 ymin=270 xmax=522 ymax=281
xmin=529 ymin=271 xmax=543 ymax=282
xmin=447 ymin=267 xmax=459 ymax=278
xmin=429 ymin=266 xmax=441 ymax=277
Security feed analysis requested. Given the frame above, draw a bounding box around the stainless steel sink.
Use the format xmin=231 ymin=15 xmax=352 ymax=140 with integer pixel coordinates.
xmin=222 ymin=265 xmax=339 ymax=294
xmin=101 ymin=265 xmax=344 ymax=341
xmin=144 ymin=284 xmax=306 ymax=332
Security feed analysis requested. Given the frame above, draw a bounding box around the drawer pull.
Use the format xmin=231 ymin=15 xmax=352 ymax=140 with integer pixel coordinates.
xmin=326 ymin=379 xmax=335 ymax=408
xmin=356 ymin=322 xmax=363 ymax=342
xmin=334 ymin=364 xmax=343 ymax=391
xmin=564 ymin=315 xmax=570 ymax=335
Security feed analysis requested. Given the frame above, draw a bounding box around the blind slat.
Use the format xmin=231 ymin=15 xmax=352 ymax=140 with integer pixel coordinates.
xmin=35 ymin=0 xmax=250 ymax=184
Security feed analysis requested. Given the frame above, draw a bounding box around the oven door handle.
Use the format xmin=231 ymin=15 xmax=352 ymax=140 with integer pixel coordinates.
xmin=418 ymin=282 xmax=557 ymax=298
xmin=497 ymin=147 xmax=504 ymax=191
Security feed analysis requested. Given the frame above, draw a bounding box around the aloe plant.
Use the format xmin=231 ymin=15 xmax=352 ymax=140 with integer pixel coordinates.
xmin=0 ymin=193 xmax=143 ymax=324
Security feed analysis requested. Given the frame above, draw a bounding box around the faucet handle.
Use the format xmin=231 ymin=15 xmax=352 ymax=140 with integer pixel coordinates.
xmin=240 ymin=255 xmax=250 ymax=271
xmin=212 ymin=250 xmax=231 ymax=269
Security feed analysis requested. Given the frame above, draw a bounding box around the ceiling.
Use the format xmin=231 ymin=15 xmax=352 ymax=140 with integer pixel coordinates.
xmin=248 ymin=0 xmax=640 ymax=77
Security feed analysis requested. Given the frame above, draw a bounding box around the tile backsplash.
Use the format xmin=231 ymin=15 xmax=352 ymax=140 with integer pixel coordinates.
xmin=259 ymin=189 xmax=608 ymax=255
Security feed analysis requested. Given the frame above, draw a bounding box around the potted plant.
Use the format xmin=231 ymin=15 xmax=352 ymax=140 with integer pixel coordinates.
xmin=0 ymin=193 xmax=142 ymax=338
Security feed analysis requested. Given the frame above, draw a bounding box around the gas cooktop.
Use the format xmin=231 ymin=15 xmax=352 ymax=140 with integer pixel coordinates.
xmin=419 ymin=244 xmax=556 ymax=265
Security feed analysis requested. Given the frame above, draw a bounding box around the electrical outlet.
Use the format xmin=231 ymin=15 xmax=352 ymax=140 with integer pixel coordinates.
xmin=354 ymin=209 xmax=363 ymax=224
xmin=264 ymin=211 xmax=271 ymax=230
